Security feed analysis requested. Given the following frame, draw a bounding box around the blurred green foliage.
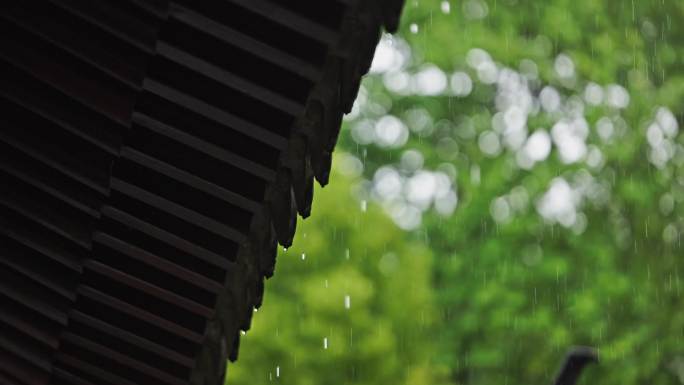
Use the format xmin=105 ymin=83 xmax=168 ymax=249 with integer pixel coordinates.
xmin=228 ymin=1 xmax=684 ymax=384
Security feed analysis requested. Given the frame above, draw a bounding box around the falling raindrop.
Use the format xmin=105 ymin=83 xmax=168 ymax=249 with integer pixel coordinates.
xmin=344 ymin=295 xmax=351 ymax=309
xmin=470 ymin=165 xmax=481 ymax=185
xmin=323 ymin=337 xmax=329 ymax=349
xmin=301 ymin=253 xmax=306 ymax=261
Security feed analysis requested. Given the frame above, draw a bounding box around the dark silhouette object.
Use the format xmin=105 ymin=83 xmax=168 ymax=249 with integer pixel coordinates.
xmin=0 ymin=1 xmax=405 ymax=384
xmin=553 ymin=346 xmax=599 ymax=385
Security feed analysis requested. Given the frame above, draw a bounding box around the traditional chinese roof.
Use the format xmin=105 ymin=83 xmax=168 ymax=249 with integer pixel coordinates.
xmin=0 ymin=0 xmax=404 ymax=384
